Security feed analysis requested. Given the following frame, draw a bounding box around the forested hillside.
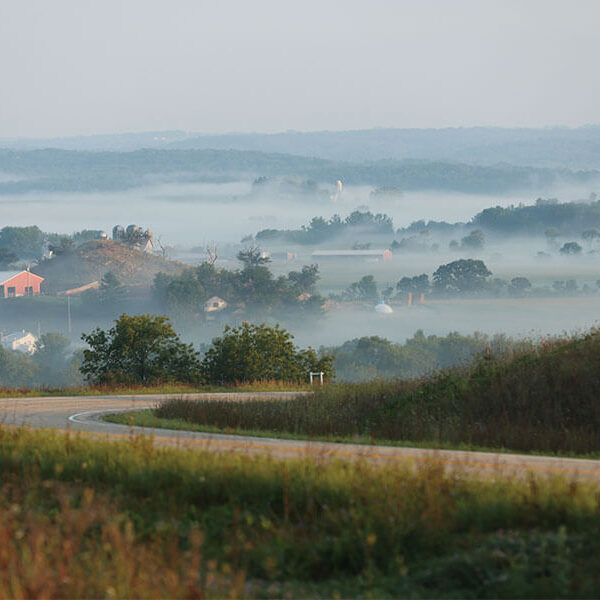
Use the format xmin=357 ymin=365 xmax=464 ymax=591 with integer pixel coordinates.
xmin=0 ymin=148 xmax=598 ymax=194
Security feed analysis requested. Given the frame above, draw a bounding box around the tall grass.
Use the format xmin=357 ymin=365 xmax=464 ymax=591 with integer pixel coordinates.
xmin=0 ymin=379 xmax=309 ymax=398
xmin=156 ymin=330 xmax=600 ymax=454
xmin=0 ymin=476 xmax=237 ymax=599
xmin=2 ymin=427 xmax=600 ymax=596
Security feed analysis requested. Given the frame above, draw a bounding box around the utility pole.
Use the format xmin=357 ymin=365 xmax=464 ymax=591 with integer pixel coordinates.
xmin=67 ymin=296 xmax=72 ymax=334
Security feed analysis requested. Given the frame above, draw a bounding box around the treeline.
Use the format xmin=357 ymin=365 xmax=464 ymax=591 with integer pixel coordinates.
xmin=253 ymin=198 xmax=600 ymax=250
xmin=0 ymin=224 xmax=105 ymax=264
xmin=337 ymin=258 xmax=600 ymax=302
xmin=256 ymin=211 xmax=394 ymax=245
xmin=399 ymin=196 xmax=600 ymax=240
xmin=334 ymin=259 xmax=495 ymax=301
xmin=472 ymin=197 xmax=600 ymax=236
xmin=324 ymin=331 xmax=529 ymax=382
xmin=1 ymin=148 xmax=598 ymax=195
xmin=1 ymin=316 xmax=531 ymax=388
xmin=81 ymin=316 xmax=332 ymax=386
xmin=169 ymin=125 xmax=600 ymax=168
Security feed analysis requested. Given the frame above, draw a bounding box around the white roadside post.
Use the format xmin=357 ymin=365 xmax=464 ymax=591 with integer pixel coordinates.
xmin=309 ymin=371 xmax=324 ymax=385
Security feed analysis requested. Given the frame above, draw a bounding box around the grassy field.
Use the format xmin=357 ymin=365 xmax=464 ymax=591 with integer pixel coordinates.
xmin=136 ymin=331 xmax=600 ymax=456
xmin=2 ymin=426 xmax=600 ymax=597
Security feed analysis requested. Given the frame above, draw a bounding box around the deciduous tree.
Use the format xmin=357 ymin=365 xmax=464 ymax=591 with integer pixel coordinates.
xmin=432 ymin=259 xmax=492 ymax=295
xmin=201 ymin=322 xmax=333 ymax=384
xmin=81 ymin=314 xmax=201 ymax=384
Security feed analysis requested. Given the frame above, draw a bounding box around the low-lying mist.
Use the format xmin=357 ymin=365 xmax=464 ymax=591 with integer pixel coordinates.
xmin=1 ymin=179 xmax=596 ymax=247
xmin=2 ymin=178 xmax=600 ymax=375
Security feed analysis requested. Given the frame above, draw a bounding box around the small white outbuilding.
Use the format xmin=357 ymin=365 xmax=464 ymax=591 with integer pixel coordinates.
xmin=204 ymin=296 xmax=228 ymax=314
xmin=374 ymin=302 xmax=393 ymax=314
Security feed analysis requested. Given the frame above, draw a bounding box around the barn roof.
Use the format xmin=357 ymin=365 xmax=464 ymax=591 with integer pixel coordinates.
xmin=0 ymin=271 xmax=22 ymax=283
xmin=0 ymin=270 xmax=45 ymax=284
xmin=1 ymin=330 xmax=35 ymax=344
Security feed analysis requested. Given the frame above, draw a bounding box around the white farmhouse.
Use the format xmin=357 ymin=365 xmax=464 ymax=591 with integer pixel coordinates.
xmin=1 ymin=330 xmax=38 ymax=354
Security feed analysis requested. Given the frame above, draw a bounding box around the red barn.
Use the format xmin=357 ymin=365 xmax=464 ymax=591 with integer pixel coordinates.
xmin=0 ymin=270 xmax=44 ymax=298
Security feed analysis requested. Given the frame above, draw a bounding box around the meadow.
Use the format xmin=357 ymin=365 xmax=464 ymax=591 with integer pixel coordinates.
xmin=144 ymin=330 xmax=600 ymax=456
xmin=2 ymin=426 xmax=600 ymax=597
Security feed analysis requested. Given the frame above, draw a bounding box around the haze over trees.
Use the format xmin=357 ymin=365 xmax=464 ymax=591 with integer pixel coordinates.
xmin=323 ymin=330 xmax=524 ymax=382
xmin=2 ymin=147 xmax=599 ymax=196
xmin=0 ymin=332 xmax=81 ymax=388
xmin=153 ymin=257 xmax=325 ymax=320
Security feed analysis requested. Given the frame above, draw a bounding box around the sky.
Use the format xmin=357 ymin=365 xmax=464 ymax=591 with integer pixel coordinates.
xmin=1 ymin=0 xmax=600 ymax=138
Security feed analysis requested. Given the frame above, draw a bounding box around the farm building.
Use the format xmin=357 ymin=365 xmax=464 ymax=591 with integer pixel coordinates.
xmin=311 ymin=249 xmax=393 ymax=261
xmin=0 ymin=270 xmax=44 ymax=298
xmin=1 ymin=330 xmax=38 ymax=354
xmin=375 ymin=302 xmax=393 ymax=314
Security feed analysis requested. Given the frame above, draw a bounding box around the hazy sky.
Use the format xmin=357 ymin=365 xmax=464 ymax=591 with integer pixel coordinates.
xmin=1 ymin=0 xmax=600 ymax=138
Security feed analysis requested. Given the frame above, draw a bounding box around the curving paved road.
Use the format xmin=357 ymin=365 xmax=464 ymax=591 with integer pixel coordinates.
xmin=2 ymin=393 xmax=600 ymax=480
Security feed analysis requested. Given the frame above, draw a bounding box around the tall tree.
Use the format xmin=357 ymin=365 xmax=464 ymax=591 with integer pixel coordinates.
xmin=287 ymin=264 xmax=320 ymax=294
xmin=81 ymin=314 xmax=201 ymax=384
xmin=0 ymin=225 xmax=45 ymax=259
xmin=343 ymin=275 xmax=378 ymax=302
xmin=33 ymin=333 xmax=79 ymax=387
xmin=460 ymin=229 xmax=485 ymax=250
xmin=559 ymin=242 xmax=583 ymax=255
xmin=0 ymin=247 xmax=18 ymax=268
xmin=432 ymin=259 xmax=492 ymax=295
xmin=396 ymin=274 xmax=430 ymax=296
xmin=99 ymin=271 xmax=126 ymax=304
xmin=202 ymin=322 xmax=333 ymax=384
xmin=237 ymin=246 xmax=271 ymax=267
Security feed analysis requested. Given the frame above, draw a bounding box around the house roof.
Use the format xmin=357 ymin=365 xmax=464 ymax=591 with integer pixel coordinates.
xmin=0 ymin=271 xmax=22 ymax=283
xmin=1 ymin=330 xmax=35 ymax=344
xmin=0 ymin=270 xmax=44 ymax=284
